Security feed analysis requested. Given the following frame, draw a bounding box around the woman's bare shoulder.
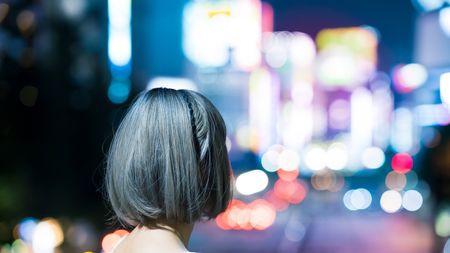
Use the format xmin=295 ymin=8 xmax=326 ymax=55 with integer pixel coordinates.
xmin=112 ymin=235 xmax=193 ymax=253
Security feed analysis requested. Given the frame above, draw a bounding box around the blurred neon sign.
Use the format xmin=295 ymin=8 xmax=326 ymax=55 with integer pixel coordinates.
xmin=316 ymin=27 xmax=378 ymax=88
xmin=183 ymin=0 xmax=268 ymax=71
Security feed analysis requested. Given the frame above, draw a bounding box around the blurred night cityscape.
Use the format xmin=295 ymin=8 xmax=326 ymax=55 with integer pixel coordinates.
xmin=1 ymin=0 xmax=450 ymax=252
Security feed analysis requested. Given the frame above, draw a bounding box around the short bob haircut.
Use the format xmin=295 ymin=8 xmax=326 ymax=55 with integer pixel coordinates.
xmin=105 ymin=88 xmax=232 ymax=227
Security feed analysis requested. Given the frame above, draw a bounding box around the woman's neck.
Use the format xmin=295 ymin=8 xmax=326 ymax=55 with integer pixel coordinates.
xmin=134 ymin=223 xmax=194 ymax=250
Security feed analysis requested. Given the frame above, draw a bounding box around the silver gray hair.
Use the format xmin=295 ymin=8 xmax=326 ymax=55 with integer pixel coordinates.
xmin=105 ymin=88 xmax=232 ymax=227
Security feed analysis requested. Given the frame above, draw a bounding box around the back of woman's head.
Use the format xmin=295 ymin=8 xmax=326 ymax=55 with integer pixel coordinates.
xmin=105 ymin=88 xmax=232 ymax=227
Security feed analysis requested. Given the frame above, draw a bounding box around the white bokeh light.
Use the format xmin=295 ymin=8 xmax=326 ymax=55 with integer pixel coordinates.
xmin=398 ymin=63 xmax=428 ymax=90
xmin=402 ymin=190 xmax=423 ymax=211
xmin=439 ymin=7 xmax=450 ymax=37
xmin=343 ymin=189 xmax=372 ymax=211
xmin=326 ymin=142 xmax=348 ymax=171
xmin=261 ymin=150 xmax=280 ymax=172
xmin=304 ymin=145 xmax=326 ymax=171
xmin=32 ymin=220 xmax=61 ymax=253
xmin=380 ymin=190 xmax=402 ymax=213
xmin=343 ymin=190 xmax=357 ymax=211
xmin=265 ymin=45 xmax=288 ymax=68
xmin=361 ymin=146 xmax=385 ymax=169
xmin=278 ymin=149 xmax=300 ymax=171
xmin=413 ymin=0 xmax=445 ymax=12
xmin=350 ymin=188 xmax=372 ymax=210
xmin=236 ymin=170 xmax=269 ymax=195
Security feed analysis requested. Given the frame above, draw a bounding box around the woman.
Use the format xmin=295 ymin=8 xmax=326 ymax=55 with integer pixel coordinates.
xmin=105 ymin=88 xmax=233 ymax=253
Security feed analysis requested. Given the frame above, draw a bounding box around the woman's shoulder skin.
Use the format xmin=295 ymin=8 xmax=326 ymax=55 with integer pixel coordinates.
xmin=112 ymin=225 xmax=192 ymax=253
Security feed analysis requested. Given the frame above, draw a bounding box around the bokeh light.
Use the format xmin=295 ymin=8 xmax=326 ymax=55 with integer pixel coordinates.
xmin=216 ymin=199 xmax=276 ymax=231
xmin=392 ymin=64 xmax=428 ymax=93
xmin=291 ymin=83 xmax=313 ymax=106
xmin=402 ymin=190 xmax=423 ymax=211
xmin=304 ymin=145 xmax=326 ymax=171
xmin=385 ymin=171 xmax=407 ymax=190
xmin=108 ymin=80 xmax=131 ymax=104
xmin=343 ymin=190 xmax=357 ymax=211
xmin=380 ymin=190 xmax=402 ymax=213
xmin=435 ymin=208 xmax=450 ymax=237
xmin=414 ymin=104 xmax=450 ymax=126
xmin=351 ymin=87 xmax=374 ymax=150
xmin=108 ymin=0 xmax=132 ymax=67
xmin=412 ymin=0 xmax=445 ymax=12
xmin=236 ymin=125 xmax=252 ymax=150
xmin=277 ymin=168 xmax=299 ymax=181
xmin=108 ymin=0 xmax=132 ymax=104
xmin=278 ymin=149 xmax=300 ymax=171
xmin=248 ymin=199 xmax=277 ymax=230
xmin=290 ymin=32 xmax=316 ymax=66
xmin=59 ymin=0 xmax=87 ymax=19
xmin=11 ymin=239 xmax=28 ymax=253
xmin=101 ymin=229 xmax=129 ymax=253
xmin=101 ymin=233 xmax=121 ymax=253
xmin=325 ymin=142 xmax=348 ymax=171
xmin=391 ymin=153 xmax=413 ymax=174
xmin=391 ymin=108 xmax=414 ymax=153
xmin=0 ymin=3 xmax=9 ymax=23
xmin=16 ymin=10 xmax=35 ymax=35
xmin=329 ymin=99 xmax=350 ymax=129
xmin=361 ymin=146 xmax=385 ymax=169
xmin=439 ymin=7 xmax=450 ymax=37
xmin=66 ymin=221 xmax=98 ymax=251
xmin=343 ymin=188 xmax=372 ymax=211
xmin=265 ymin=43 xmax=288 ymax=68
xmin=32 ymin=218 xmax=64 ymax=253
xmin=350 ymin=188 xmax=372 ymax=210
xmin=264 ymin=190 xmax=289 ymax=211
xmin=311 ymin=171 xmax=339 ymax=191
xmin=17 ymin=218 xmax=37 ymax=243
xmin=316 ymin=27 xmax=377 ymax=87
xmin=113 ymin=230 xmax=129 ymax=237
xmin=261 ymin=149 xmax=280 ymax=172
xmin=248 ymin=68 xmax=279 ymax=153
xmin=235 ymin=169 xmax=269 ymax=195
xmin=274 ymin=179 xmax=307 ymax=204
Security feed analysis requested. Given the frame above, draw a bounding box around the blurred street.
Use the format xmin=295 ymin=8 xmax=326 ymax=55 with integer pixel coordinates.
xmin=191 ymin=192 xmax=435 ymax=253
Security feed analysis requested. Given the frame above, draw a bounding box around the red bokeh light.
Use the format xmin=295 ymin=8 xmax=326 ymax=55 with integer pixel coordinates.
xmin=391 ymin=153 xmax=413 ymax=174
xmin=113 ymin=229 xmax=129 ymax=237
xmin=215 ymin=213 xmax=231 ymax=230
xmin=264 ymin=190 xmax=289 ymax=211
xmin=274 ymin=179 xmax=307 ymax=204
xmin=248 ymin=199 xmax=276 ymax=230
xmin=101 ymin=233 xmax=121 ymax=253
xmin=215 ymin=198 xmax=276 ymax=231
xmin=102 ymin=229 xmax=129 ymax=253
xmin=277 ymin=168 xmax=299 ymax=181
